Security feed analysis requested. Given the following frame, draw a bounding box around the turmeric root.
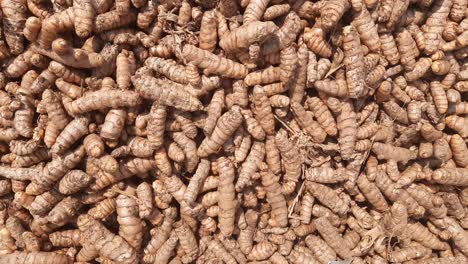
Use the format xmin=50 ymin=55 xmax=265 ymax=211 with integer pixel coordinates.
xmin=87 ymin=198 xmax=116 ymax=220
xmin=244 ymin=67 xmax=280 ymax=86
xmin=202 ymin=88 xmax=224 ymax=136
xmin=49 ymin=229 xmax=81 ymax=247
xmin=146 ymin=103 xmax=166 ymax=149
xmin=198 ymin=107 xmax=243 ymax=157
xmin=291 ymin=102 xmax=327 ymax=143
xmin=432 ymin=168 xmax=468 ymax=186
xmin=31 ymin=44 xmax=104 ymax=69
xmin=342 ymin=26 xmax=366 ymax=98
xmin=63 ymin=90 xmax=141 ymax=115
xmin=183 ymin=159 xmax=210 ymax=207
xmin=236 ymin=141 xmax=265 ymax=192
xmin=182 ymin=44 xmax=248 ymax=79
xmin=46 ymin=196 xmax=82 ymax=227
xmin=260 ymin=164 xmax=288 ymax=227
xmin=352 ymin=5 xmax=380 ymax=53
xmin=243 ymin=0 xmax=270 ymax=25
xmin=247 ymin=240 xmax=277 ymax=261
xmin=388 ymin=242 xmax=431 ymax=262
xmin=13 ymin=95 xmax=34 ymax=138
xmin=220 ymin=21 xmax=278 ymax=53
xmin=0 ymin=252 xmax=71 ymax=264
xmin=57 ymin=170 xmax=92 ymax=195
xmin=27 ymin=146 xmax=85 ymax=195
xmin=445 ymin=115 xmax=468 ymax=137
xmin=42 ymin=90 xmax=70 ymax=148
xmin=50 ymin=117 xmax=89 ymax=155
xmin=1 ymin=0 xmax=27 ymax=55
xmin=174 ymin=220 xmax=199 ymax=263
xmin=0 ymin=1 xmax=466 ymax=263
xmin=306 ymin=97 xmax=337 ymax=136
xmin=307 ymin=182 xmax=349 ymax=216
xmin=132 ymin=74 xmax=203 ymax=112
xmin=145 ymin=57 xmax=196 ymax=85
xmin=319 ymin=0 xmax=350 ymax=32
xmin=83 ymin=134 xmax=105 ymax=158
xmin=172 ymin=132 xmax=199 ymax=173
xmin=264 ymin=4 xmax=290 ymax=20
xmin=116 ymin=191 xmax=143 ymax=249
xmin=430 ymin=81 xmax=449 ymax=114
xmin=314 ymin=216 xmax=352 ymax=259
xmin=23 ymin=17 xmax=42 ymax=43
xmin=73 ymin=0 xmax=95 ymax=38
xmin=252 ymin=85 xmax=276 ymax=136
xmin=275 ymin=130 xmax=301 ymax=195
xmin=449 ymin=0 xmax=466 ymax=22
xmin=303 ymin=26 xmax=332 ymax=58
xmin=217 ymin=157 xmax=236 ymax=237
xmin=422 ymin=0 xmax=453 ymax=54
xmin=78 ymin=214 xmax=138 ymax=264
xmin=9 ymin=140 xmax=39 ymax=156
xmin=29 ymin=189 xmax=64 ymax=216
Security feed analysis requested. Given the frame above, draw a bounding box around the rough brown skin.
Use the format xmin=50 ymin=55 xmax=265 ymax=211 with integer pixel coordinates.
xmin=58 ymin=170 xmax=93 ymax=195
xmin=243 ymin=0 xmax=270 ymax=25
xmin=87 ymin=198 xmax=116 ymax=220
xmin=63 ymin=90 xmax=141 ymax=115
xmin=23 ymin=17 xmax=42 ymax=43
xmin=198 ymin=10 xmax=218 ymax=52
xmin=244 ymin=66 xmax=280 ymax=86
xmin=252 ymin=85 xmax=276 ymax=136
xmin=182 ymin=44 xmax=248 ymax=79
xmin=145 ymin=57 xmax=194 ymax=85
xmin=49 ymin=229 xmax=81 ymax=247
xmin=423 ymin=0 xmax=453 ymax=54
xmin=319 ymin=0 xmax=350 ymax=32
xmin=303 ymin=26 xmax=332 ymax=58
xmin=78 ymin=214 xmax=138 ymax=264
xmin=172 ymin=132 xmax=199 ymax=173
xmin=26 ymin=146 xmax=85 ymax=195
xmin=116 ymin=191 xmax=143 ymax=250
xmin=183 ymin=159 xmax=210 ymax=208
xmin=83 ymin=134 xmax=105 ymax=158
xmin=174 ymin=220 xmax=199 ymax=263
xmin=142 ymin=208 xmax=176 ymax=262
xmin=50 ymin=117 xmax=89 ymax=155
xmin=248 ymin=240 xmax=277 ymax=261
xmin=146 ymin=103 xmax=166 ymax=149
xmin=342 ymin=25 xmax=366 ymax=98
xmin=132 ymin=74 xmax=203 ymax=112
xmin=260 ymin=164 xmax=288 ymax=228
xmin=235 ymin=141 xmax=265 ymax=192
xmin=291 ymin=102 xmax=326 ymax=143
xmin=337 ymin=101 xmax=358 ymax=160
xmin=380 ymin=33 xmax=401 ymax=65
xmin=274 ymin=130 xmax=301 ymax=195
xmin=216 ymin=157 xmax=236 ymax=237
xmin=445 ymin=115 xmax=468 ymax=137
xmin=54 ymin=79 xmax=85 ymax=100
xmin=307 ymin=182 xmax=349 ymax=216
xmin=1 ymin=0 xmax=27 ymax=55
xmin=0 ymin=252 xmax=72 ymax=264
xmin=197 ymin=107 xmax=243 ymax=157
xmin=353 ymin=5 xmax=380 ymax=52
xmin=314 ymin=216 xmax=352 ymax=259
xmin=220 ymin=21 xmax=278 ymax=53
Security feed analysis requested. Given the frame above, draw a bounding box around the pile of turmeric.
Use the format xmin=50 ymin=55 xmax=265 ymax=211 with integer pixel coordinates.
xmin=0 ymin=0 xmax=466 ymax=263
